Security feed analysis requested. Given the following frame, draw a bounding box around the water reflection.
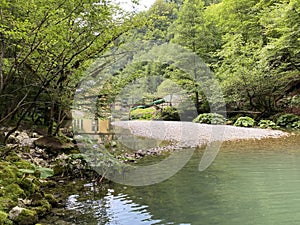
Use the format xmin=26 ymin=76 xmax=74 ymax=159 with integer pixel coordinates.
xmin=42 ymin=135 xmax=300 ymax=225
xmin=63 ymin=187 xmax=161 ymax=225
xmin=111 ymin=136 xmax=300 ymax=225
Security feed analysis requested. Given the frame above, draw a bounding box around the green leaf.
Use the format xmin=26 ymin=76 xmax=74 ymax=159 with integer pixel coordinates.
xmin=36 ymin=167 xmax=54 ymax=179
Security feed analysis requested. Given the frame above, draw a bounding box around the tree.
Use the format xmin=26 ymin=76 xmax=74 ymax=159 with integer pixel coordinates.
xmin=259 ymin=0 xmax=300 ymax=76
xmin=169 ymin=0 xmax=214 ymax=113
xmin=171 ymin=0 xmax=206 ymax=56
xmin=214 ymin=0 xmax=300 ymax=116
xmin=0 ymin=0 xmax=144 ymax=137
xmin=157 ymin=79 xmax=181 ymax=103
xmin=84 ymin=0 xmax=300 ymax=120
xmin=141 ymin=0 xmax=179 ymax=41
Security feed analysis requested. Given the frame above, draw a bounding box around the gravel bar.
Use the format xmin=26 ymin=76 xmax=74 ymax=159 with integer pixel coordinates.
xmin=112 ymin=121 xmax=289 ymax=148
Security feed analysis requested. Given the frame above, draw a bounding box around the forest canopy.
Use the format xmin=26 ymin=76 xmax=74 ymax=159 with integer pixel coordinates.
xmin=1 ymin=0 xmax=299 ymax=137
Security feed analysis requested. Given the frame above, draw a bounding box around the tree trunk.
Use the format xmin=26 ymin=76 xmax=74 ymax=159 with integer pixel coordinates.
xmin=47 ymin=100 xmax=55 ymax=136
xmin=195 ymin=90 xmax=200 ymax=114
xmin=0 ymin=32 xmax=4 ymax=94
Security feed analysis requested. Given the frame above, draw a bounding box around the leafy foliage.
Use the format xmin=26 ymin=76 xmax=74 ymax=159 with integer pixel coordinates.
xmin=0 ymin=0 xmax=144 ymax=136
xmin=292 ymin=121 xmax=300 ymax=130
xmin=193 ymin=113 xmax=226 ymax=125
xmin=160 ymin=106 xmax=180 ymax=121
xmin=1 ymin=0 xmax=299 ymax=137
xmin=258 ymin=120 xmax=279 ymax=129
xmin=234 ymin=117 xmax=255 ymax=127
xmin=130 ymin=108 xmax=157 ymax=120
xmin=276 ymin=114 xmax=300 ymax=128
xmin=19 ymin=165 xmax=54 ymax=179
xmin=129 ymin=106 xmax=180 ymax=121
xmin=205 ymin=0 xmax=299 ymax=116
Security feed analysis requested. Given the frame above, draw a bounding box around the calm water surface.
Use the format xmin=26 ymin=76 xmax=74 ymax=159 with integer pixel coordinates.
xmin=45 ymin=135 xmax=300 ymax=225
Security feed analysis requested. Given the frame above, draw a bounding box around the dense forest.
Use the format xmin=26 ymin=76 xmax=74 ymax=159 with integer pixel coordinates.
xmin=1 ymin=0 xmax=300 ymax=139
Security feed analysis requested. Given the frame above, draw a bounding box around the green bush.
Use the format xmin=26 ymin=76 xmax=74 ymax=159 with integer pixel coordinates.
xmin=160 ymin=106 xmax=180 ymax=121
xmin=292 ymin=121 xmax=300 ymax=130
xmin=130 ymin=108 xmax=156 ymax=120
xmin=193 ymin=113 xmax=226 ymax=125
xmin=276 ymin=114 xmax=300 ymax=128
xmin=233 ymin=116 xmax=255 ymax=127
xmin=258 ymin=120 xmax=279 ymax=129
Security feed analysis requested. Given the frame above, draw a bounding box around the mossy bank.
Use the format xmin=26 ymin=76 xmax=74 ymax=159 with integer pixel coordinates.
xmin=0 ymin=131 xmax=98 ymax=225
xmin=0 ymin=147 xmax=56 ymax=224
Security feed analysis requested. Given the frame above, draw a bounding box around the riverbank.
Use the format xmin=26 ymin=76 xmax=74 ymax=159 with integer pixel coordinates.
xmin=0 ymin=129 xmax=100 ymax=225
xmin=112 ymin=121 xmax=290 ymax=149
xmin=0 ymin=122 xmax=292 ymax=224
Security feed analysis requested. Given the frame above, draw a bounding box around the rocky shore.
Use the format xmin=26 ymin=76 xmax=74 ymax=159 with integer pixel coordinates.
xmin=0 ymin=129 xmax=98 ymax=225
xmin=112 ymin=120 xmax=290 ymax=148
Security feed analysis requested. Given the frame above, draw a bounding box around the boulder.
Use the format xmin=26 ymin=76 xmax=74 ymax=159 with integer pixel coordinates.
xmin=8 ymin=206 xmax=23 ymax=220
xmin=9 ymin=206 xmax=38 ymax=225
xmin=14 ymin=131 xmax=29 ymax=141
xmin=4 ymin=131 xmax=39 ymax=147
xmin=34 ymin=136 xmax=75 ymax=155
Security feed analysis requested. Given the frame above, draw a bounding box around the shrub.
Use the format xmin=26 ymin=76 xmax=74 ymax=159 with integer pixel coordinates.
xmin=130 ymin=108 xmax=156 ymax=120
xmin=258 ymin=120 xmax=279 ymax=129
xmin=160 ymin=106 xmax=180 ymax=121
xmin=292 ymin=121 xmax=300 ymax=130
xmin=193 ymin=113 xmax=226 ymax=125
xmin=233 ymin=116 xmax=255 ymax=127
xmin=276 ymin=114 xmax=300 ymax=128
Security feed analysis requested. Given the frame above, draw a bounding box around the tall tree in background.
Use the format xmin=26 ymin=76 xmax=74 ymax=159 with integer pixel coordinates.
xmin=170 ymin=0 xmax=206 ymax=57
xmin=215 ymin=0 xmax=300 ymax=116
xmin=259 ymin=0 xmax=300 ymax=111
xmin=142 ymin=0 xmax=179 ymax=41
xmin=169 ymin=0 xmax=215 ymax=112
xmin=146 ymin=0 xmax=178 ymax=40
xmin=259 ymin=0 xmax=300 ymax=78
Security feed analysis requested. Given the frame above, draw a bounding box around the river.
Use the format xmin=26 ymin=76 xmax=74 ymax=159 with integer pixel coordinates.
xmin=40 ymin=134 xmax=300 ymax=225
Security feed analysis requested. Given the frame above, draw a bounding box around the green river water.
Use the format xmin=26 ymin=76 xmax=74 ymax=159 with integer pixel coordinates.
xmin=42 ymin=134 xmax=300 ymax=225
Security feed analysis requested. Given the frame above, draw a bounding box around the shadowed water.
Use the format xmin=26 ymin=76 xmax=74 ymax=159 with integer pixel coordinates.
xmin=42 ymin=134 xmax=300 ymax=225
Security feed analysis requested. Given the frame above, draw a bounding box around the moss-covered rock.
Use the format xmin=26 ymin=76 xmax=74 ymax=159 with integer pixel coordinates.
xmin=34 ymin=136 xmax=75 ymax=155
xmin=15 ymin=161 xmax=36 ymax=174
xmin=0 ymin=136 xmax=98 ymax=224
xmin=0 ymin=148 xmax=55 ymax=223
xmin=0 ymin=161 xmax=19 ymax=185
xmin=19 ymin=178 xmax=39 ymax=196
xmin=8 ymin=207 xmax=38 ymax=225
xmin=0 ymin=211 xmax=13 ymax=225
xmin=4 ymin=152 xmax=22 ymax=162
xmin=0 ymin=197 xmax=17 ymax=211
xmin=4 ymin=184 xmax=26 ymax=201
xmin=44 ymin=194 xmax=58 ymax=207
xmin=31 ymin=199 xmax=51 ymax=217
